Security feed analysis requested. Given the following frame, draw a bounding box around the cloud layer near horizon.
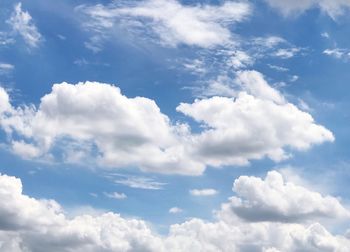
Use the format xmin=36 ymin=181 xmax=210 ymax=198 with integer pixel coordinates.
xmin=0 ymin=171 xmax=349 ymax=252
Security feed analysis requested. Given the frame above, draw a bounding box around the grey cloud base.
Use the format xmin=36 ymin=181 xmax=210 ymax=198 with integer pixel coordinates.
xmin=0 ymin=71 xmax=334 ymax=175
xmin=0 ymin=171 xmax=349 ymax=252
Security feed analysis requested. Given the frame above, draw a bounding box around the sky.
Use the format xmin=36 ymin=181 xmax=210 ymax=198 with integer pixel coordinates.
xmin=1 ymin=0 xmax=350 ymax=251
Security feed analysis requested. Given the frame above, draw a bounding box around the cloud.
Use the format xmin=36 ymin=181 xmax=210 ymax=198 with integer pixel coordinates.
xmin=177 ymin=71 xmax=334 ymax=167
xmin=189 ymin=189 xmax=218 ymax=196
xmin=0 ymin=72 xmax=334 ymax=175
xmin=264 ymin=0 xmax=350 ymax=18
xmin=323 ymin=48 xmax=350 ymax=60
xmin=0 ymin=82 xmax=204 ymax=175
xmin=104 ymin=192 xmax=127 ymax=200
xmin=0 ymin=172 xmax=349 ymax=251
xmin=273 ymin=48 xmax=301 ymax=59
xmin=7 ymin=3 xmax=42 ymax=48
xmin=110 ymin=174 xmax=167 ymax=190
xmin=77 ymin=0 xmax=251 ymax=49
xmin=169 ymin=207 xmax=183 ymax=214
xmin=0 ymin=63 xmax=14 ymax=75
xmin=218 ymin=171 xmax=350 ymax=223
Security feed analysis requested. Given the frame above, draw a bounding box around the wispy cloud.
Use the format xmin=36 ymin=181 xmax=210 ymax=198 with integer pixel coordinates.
xmin=0 ymin=63 xmax=14 ymax=75
xmin=104 ymin=191 xmax=127 ymax=200
xmin=7 ymin=3 xmax=42 ymax=48
xmin=77 ymin=0 xmax=251 ymax=51
xmin=106 ymin=173 xmax=166 ymax=190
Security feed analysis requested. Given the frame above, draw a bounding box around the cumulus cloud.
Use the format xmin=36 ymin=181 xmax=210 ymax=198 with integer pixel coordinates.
xmin=265 ymin=0 xmax=350 ymax=18
xmin=0 ymin=72 xmax=334 ymax=175
xmin=7 ymin=3 xmax=42 ymax=48
xmin=77 ymin=0 xmax=251 ymax=49
xmin=0 ymin=172 xmax=349 ymax=251
xmin=189 ymin=189 xmax=218 ymax=196
xmin=177 ymin=71 xmax=334 ymax=167
xmin=219 ymin=171 xmax=350 ymax=223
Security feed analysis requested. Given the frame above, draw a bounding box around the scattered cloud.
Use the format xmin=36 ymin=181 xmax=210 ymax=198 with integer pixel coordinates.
xmin=264 ymin=0 xmax=350 ymax=18
xmin=169 ymin=207 xmax=183 ymax=214
xmin=0 ymin=32 xmax=15 ymax=46
xmin=268 ymin=64 xmax=289 ymax=72
xmin=273 ymin=47 xmax=301 ymax=59
xmin=77 ymin=0 xmax=251 ymax=50
xmin=0 ymin=63 xmax=14 ymax=75
xmin=104 ymin=191 xmax=127 ymax=200
xmin=7 ymin=3 xmax=42 ymax=48
xmin=190 ymin=188 xmax=218 ymax=196
xmin=110 ymin=174 xmax=166 ymax=190
xmin=323 ymin=48 xmax=350 ymax=60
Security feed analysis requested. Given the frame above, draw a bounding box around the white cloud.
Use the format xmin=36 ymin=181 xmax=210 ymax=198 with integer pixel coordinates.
xmin=177 ymin=71 xmax=333 ymax=167
xmin=265 ymin=0 xmax=350 ymax=18
xmin=323 ymin=48 xmax=350 ymax=60
xmin=169 ymin=207 xmax=183 ymax=214
xmin=0 ymin=73 xmax=334 ymax=175
xmin=0 ymin=172 xmax=349 ymax=251
xmin=104 ymin=192 xmax=127 ymax=200
xmin=77 ymin=0 xmax=251 ymax=49
xmin=190 ymin=189 xmax=218 ymax=196
xmin=236 ymin=70 xmax=285 ymax=104
xmin=0 ymin=82 xmax=204 ymax=175
xmin=0 ymin=63 xmax=14 ymax=75
xmin=273 ymin=47 xmax=300 ymax=59
xmin=228 ymin=50 xmax=253 ymax=69
xmin=7 ymin=3 xmax=42 ymax=48
xmin=111 ymin=174 xmax=167 ymax=190
xmin=0 ymin=32 xmax=15 ymax=46
xmin=219 ymin=171 xmax=350 ymax=223
xmin=252 ymin=36 xmax=286 ymax=48
xmin=268 ymin=64 xmax=289 ymax=72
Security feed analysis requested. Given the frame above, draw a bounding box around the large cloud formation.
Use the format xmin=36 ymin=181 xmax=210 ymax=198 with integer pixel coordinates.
xmin=0 ymin=171 xmax=349 ymax=251
xmin=0 ymin=71 xmax=334 ymax=175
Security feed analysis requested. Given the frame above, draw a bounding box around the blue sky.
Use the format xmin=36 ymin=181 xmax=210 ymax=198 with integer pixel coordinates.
xmin=1 ymin=0 xmax=350 ymax=251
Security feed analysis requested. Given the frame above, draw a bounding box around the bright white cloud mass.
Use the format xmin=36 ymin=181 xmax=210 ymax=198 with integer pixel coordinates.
xmin=0 ymin=70 xmax=333 ymax=175
xmin=0 ymin=171 xmax=349 ymax=252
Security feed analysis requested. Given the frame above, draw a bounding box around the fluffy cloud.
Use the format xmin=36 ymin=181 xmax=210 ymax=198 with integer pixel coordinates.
xmin=77 ymin=0 xmax=251 ymax=49
xmin=265 ymin=0 xmax=350 ymax=18
xmin=177 ymin=71 xmax=334 ymax=167
xmin=0 ymin=71 xmax=334 ymax=175
xmin=7 ymin=3 xmax=42 ymax=48
xmin=0 ymin=82 xmax=204 ymax=175
xmin=218 ymin=170 xmax=350 ymax=223
xmin=0 ymin=172 xmax=349 ymax=251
